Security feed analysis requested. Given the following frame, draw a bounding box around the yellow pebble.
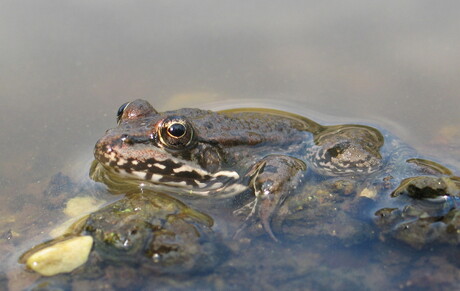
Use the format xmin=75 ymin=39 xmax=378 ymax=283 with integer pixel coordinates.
xmin=26 ymin=236 xmax=93 ymax=276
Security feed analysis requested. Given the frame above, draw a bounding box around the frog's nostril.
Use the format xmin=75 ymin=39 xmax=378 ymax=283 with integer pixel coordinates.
xmin=121 ymin=134 xmax=133 ymax=145
xmin=105 ymin=145 xmax=113 ymax=153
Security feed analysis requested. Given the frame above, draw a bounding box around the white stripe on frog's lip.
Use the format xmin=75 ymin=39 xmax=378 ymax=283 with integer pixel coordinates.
xmin=170 ymin=164 xmax=240 ymax=180
xmin=110 ymin=167 xmax=247 ymax=197
xmin=172 ymin=164 xmax=213 ymax=177
xmin=143 ymin=154 xmax=242 ymax=182
xmin=109 ymin=155 xmax=241 ymax=185
xmin=212 ymin=170 xmax=240 ymax=179
xmin=98 ymin=144 xmax=245 ymax=195
xmin=153 ymin=163 xmax=166 ymax=169
xmin=170 ymin=165 xmax=240 ymax=181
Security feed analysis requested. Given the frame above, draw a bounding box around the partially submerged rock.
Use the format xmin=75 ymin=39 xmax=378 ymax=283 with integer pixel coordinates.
xmin=24 ymin=235 xmax=93 ymax=276
xmin=21 ymin=190 xmax=227 ymax=278
xmin=79 ymin=191 xmax=227 ymax=274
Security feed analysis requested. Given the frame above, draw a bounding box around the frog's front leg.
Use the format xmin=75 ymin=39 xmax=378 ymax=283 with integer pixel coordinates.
xmin=236 ymin=155 xmax=306 ymax=241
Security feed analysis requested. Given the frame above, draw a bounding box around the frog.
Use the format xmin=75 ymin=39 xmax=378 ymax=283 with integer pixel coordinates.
xmin=90 ymin=99 xmax=406 ymax=241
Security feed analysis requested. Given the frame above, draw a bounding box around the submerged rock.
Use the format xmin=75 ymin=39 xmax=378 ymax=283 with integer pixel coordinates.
xmin=63 ymin=196 xmax=106 ymax=218
xmin=375 ymin=175 xmax=460 ymax=248
xmin=272 ymin=178 xmax=376 ymax=246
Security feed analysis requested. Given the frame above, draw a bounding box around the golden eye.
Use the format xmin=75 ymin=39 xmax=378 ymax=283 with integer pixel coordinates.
xmin=158 ymin=116 xmax=194 ymax=149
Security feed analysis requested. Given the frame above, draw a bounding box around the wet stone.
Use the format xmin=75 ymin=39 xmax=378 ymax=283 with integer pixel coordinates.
xmin=392 ymin=176 xmax=460 ymax=200
xmin=78 ymin=191 xmax=228 ymax=274
xmin=376 ymin=175 xmax=460 ymax=248
xmin=25 ymin=236 xmax=93 ymax=276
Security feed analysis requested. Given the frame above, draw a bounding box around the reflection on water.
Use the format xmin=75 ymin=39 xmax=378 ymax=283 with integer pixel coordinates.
xmin=1 ymin=1 xmax=460 ymax=290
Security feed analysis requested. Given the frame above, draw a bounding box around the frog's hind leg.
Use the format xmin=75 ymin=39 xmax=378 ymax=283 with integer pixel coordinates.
xmin=234 ymin=155 xmax=306 ymax=242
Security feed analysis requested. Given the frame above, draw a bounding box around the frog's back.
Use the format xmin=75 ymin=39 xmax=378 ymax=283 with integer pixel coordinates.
xmin=165 ymin=107 xmax=322 ymax=147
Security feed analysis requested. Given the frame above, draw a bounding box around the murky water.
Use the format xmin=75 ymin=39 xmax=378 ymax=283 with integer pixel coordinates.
xmin=1 ymin=1 xmax=460 ymax=290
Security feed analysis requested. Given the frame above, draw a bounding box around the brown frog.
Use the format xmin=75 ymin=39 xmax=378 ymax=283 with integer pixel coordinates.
xmin=91 ymin=99 xmax=385 ymax=240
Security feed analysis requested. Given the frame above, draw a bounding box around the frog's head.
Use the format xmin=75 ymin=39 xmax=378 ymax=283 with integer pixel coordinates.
xmin=93 ymin=99 xmax=242 ymax=195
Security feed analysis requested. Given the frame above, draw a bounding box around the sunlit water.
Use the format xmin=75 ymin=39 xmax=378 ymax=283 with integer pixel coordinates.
xmin=1 ymin=1 xmax=460 ymax=290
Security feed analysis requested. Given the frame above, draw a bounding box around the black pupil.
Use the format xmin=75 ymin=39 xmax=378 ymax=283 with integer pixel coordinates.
xmin=168 ymin=123 xmax=186 ymax=137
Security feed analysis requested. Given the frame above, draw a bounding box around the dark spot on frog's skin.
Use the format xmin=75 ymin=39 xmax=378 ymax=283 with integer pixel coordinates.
xmin=204 ymin=122 xmax=214 ymax=129
xmin=325 ymin=143 xmax=348 ymax=158
xmin=262 ymin=165 xmax=278 ymax=174
xmin=160 ymin=159 xmax=183 ymax=171
xmin=174 ymin=170 xmax=210 ymax=181
xmin=145 ymin=172 xmax=154 ymax=181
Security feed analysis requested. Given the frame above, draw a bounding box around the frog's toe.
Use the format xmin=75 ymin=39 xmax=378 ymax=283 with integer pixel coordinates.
xmin=233 ymin=215 xmax=279 ymax=242
xmin=232 ymin=215 xmax=253 ymax=241
xmin=260 ymin=215 xmax=279 ymax=242
xmin=258 ymin=197 xmax=281 ymax=242
xmin=233 ymin=198 xmax=280 ymax=242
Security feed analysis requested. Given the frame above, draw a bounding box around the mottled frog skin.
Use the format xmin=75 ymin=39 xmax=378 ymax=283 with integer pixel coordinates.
xmin=92 ymin=99 xmax=458 ymax=241
xmin=92 ymin=99 xmax=391 ymax=240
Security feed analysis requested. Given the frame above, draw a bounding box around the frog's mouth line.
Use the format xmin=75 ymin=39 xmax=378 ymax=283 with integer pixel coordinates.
xmin=94 ymin=144 xmax=248 ymax=197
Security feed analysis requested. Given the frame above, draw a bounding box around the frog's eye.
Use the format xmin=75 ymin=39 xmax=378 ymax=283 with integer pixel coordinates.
xmin=167 ymin=123 xmax=187 ymax=138
xmin=116 ymin=102 xmax=130 ymax=123
xmin=158 ymin=116 xmax=194 ymax=149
